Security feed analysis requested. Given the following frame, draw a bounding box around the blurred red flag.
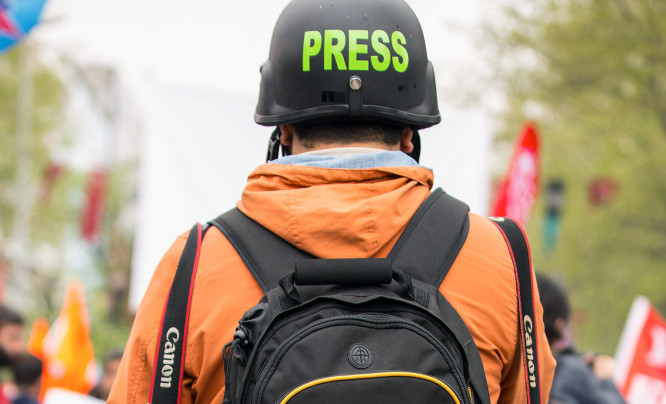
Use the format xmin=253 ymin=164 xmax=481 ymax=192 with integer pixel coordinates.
xmin=615 ymin=297 xmax=666 ymax=403
xmin=0 ymin=11 xmax=20 ymax=39
xmin=588 ymin=177 xmax=618 ymax=206
xmin=491 ymin=122 xmax=540 ymax=226
xmin=80 ymin=168 xmax=107 ymax=242
xmin=39 ymin=162 xmax=66 ymax=203
xmin=41 ymin=282 xmax=97 ymax=397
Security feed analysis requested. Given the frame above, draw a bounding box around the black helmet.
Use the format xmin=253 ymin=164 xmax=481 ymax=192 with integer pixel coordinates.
xmin=256 ymin=0 xmax=440 ymax=134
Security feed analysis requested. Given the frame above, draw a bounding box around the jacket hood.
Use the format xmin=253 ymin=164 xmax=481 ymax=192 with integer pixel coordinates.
xmin=238 ymin=163 xmax=434 ymax=258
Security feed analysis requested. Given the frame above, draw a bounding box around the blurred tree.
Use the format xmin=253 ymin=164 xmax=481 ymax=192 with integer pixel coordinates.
xmin=485 ymin=0 xmax=666 ymax=354
xmin=0 ymin=43 xmax=73 ymax=314
xmin=0 ymin=44 xmax=135 ymax=360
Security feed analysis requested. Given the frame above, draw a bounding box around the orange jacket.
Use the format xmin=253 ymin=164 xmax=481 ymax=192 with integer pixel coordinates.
xmin=109 ymin=162 xmax=555 ymax=404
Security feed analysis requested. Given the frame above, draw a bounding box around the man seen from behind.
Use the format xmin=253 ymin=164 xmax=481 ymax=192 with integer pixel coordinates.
xmin=109 ymin=0 xmax=556 ymax=402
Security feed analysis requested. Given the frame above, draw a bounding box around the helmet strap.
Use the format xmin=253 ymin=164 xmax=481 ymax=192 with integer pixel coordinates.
xmin=407 ymin=129 xmax=421 ymax=163
xmin=266 ymin=127 xmax=287 ymax=162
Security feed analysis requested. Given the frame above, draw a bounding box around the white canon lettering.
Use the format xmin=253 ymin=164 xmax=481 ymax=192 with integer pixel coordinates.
xmin=164 ymin=341 xmax=175 ymax=354
xmin=163 ymin=352 xmax=174 ymax=366
xmin=524 ymin=315 xmax=533 ymax=333
xmin=160 ymin=327 xmax=181 ymax=389
xmin=167 ymin=327 xmax=180 ymax=343
xmin=162 ymin=364 xmax=173 ymax=377
xmin=523 ymin=315 xmax=537 ymax=388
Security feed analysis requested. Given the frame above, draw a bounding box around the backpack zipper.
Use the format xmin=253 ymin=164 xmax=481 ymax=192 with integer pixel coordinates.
xmin=275 ymin=372 xmax=463 ymax=404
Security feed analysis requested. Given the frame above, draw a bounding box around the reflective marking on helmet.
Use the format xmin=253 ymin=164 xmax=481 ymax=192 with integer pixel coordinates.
xmin=303 ymin=30 xmax=410 ymax=73
xmin=324 ymin=30 xmax=347 ymax=70
xmin=303 ymin=31 xmax=323 ymax=72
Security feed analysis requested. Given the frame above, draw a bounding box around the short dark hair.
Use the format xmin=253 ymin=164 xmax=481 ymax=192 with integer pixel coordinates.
xmin=535 ymin=273 xmax=571 ymax=345
xmin=12 ymin=353 xmax=42 ymax=387
xmin=0 ymin=305 xmax=24 ymax=329
xmin=292 ymin=122 xmax=404 ymax=149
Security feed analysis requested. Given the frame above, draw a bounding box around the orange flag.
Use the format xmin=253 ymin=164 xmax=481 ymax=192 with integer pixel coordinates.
xmin=27 ymin=317 xmax=51 ymax=400
xmin=41 ymin=282 xmax=97 ymax=397
xmin=27 ymin=317 xmax=50 ymax=360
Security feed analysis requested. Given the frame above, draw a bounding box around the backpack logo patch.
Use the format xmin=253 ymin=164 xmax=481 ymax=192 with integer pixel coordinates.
xmin=348 ymin=344 xmax=373 ymax=369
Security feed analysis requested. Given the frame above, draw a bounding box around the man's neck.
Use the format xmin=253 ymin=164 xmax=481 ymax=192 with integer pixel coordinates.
xmin=301 ymin=146 xmax=387 ymax=157
xmin=293 ymin=141 xmax=398 ymax=155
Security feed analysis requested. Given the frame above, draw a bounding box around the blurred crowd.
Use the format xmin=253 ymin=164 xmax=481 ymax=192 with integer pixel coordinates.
xmin=537 ymin=273 xmax=627 ymax=404
xmin=0 ymin=275 xmax=632 ymax=404
xmin=0 ymin=305 xmax=121 ymax=404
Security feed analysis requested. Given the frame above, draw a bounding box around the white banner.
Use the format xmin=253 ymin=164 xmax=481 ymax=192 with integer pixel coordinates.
xmin=615 ymin=296 xmax=666 ymax=404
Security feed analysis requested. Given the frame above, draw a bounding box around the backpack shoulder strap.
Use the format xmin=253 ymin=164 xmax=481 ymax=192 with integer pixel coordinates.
xmin=210 ymin=188 xmax=469 ymax=291
xmin=388 ymin=188 xmax=470 ymax=286
xmin=210 ymin=208 xmax=314 ymax=292
xmin=212 ymin=190 xmax=491 ymax=403
xmin=388 ymin=191 xmax=494 ymax=404
xmin=150 ymin=223 xmax=208 ymax=404
xmin=490 ymin=217 xmax=543 ymax=404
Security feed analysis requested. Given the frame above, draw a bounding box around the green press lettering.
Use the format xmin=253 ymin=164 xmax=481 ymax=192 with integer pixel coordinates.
xmin=370 ymin=30 xmax=391 ymax=72
xmin=392 ymin=31 xmax=409 ymax=73
xmin=303 ymin=29 xmax=409 ymax=73
xmin=324 ymin=30 xmax=347 ymax=71
xmin=348 ymin=30 xmax=369 ymax=71
xmin=303 ymin=31 xmax=322 ymax=72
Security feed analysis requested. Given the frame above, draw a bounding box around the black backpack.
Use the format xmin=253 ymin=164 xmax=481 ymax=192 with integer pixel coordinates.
xmin=149 ymin=189 xmax=543 ymax=404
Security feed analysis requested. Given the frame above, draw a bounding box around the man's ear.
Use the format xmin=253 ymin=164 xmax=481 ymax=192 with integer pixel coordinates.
xmin=400 ymin=127 xmax=414 ymax=153
xmin=280 ymin=125 xmax=295 ymax=147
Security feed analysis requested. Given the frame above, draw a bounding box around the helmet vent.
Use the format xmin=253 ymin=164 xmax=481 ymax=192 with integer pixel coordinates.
xmin=321 ymin=91 xmax=346 ymax=103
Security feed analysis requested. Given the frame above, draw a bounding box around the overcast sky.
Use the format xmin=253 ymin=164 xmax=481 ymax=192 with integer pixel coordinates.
xmin=34 ymin=0 xmax=495 ymax=105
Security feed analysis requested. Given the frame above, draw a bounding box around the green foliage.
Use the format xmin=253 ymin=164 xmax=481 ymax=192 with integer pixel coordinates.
xmin=486 ymin=0 xmax=666 ymax=354
xmin=1 ymin=46 xmax=62 ymax=241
